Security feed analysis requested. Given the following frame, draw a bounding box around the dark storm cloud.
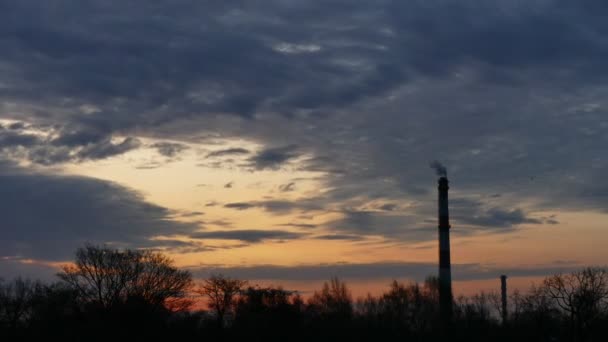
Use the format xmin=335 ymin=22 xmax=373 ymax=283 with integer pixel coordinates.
xmin=190 ymin=229 xmax=305 ymax=243
xmin=0 ymin=125 xmax=141 ymax=164
xmin=0 ymin=0 xmax=411 ymax=128
xmin=39 ymin=136 xmax=141 ymax=165
xmin=51 ymin=128 xmax=107 ymax=147
xmin=248 ymin=145 xmax=301 ymax=170
xmin=0 ymin=0 xmax=608 ymax=254
xmin=0 ymin=129 xmax=41 ymax=147
xmin=300 ymin=156 xmax=347 ymax=175
xmin=458 ymin=208 xmax=542 ymax=228
xmin=325 ymin=201 xmax=544 ymax=241
xmin=1 ymin=0 xmax=607 ymax=129
xmin=7 ymin=122 xmax=27 ymax=130
xmin=378 ymin=203 xmax=397 ymax=212
xmin=326 ymin=210 xmax=433 ymax=241
xmin=190 ymin=261 xmax=581 ymax=282
xmin=447 ymin=198 xmax=543 ymax=229
xmin=0 ymin=163 xmax=197 ymax=261
xmin=0 ymin=259 xmax=59 ymax=281
xmin=76 ymin=136 xmax=141 ymax=159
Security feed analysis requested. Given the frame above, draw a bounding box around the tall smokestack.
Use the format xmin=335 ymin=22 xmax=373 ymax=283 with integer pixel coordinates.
xmin=438 ymin=176 xmax=453 ymax=323
xmin=500 ymin=275 xmax=508 ymax=324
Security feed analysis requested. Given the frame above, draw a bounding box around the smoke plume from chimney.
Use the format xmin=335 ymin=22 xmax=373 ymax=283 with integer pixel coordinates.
xmin=430 ymin=160 xmax=447 ymax=177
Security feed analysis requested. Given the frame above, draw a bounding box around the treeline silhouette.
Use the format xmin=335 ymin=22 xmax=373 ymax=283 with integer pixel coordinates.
xmin=1 ymin=245 xmax=607 ymax=342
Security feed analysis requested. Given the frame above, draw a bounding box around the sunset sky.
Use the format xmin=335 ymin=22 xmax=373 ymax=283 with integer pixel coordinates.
xmin=1 ymin=1 xmax=607 ymax=297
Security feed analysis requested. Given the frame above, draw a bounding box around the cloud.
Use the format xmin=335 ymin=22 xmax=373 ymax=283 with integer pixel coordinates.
xmin=190 ymin=261 xmax=582 ymax=282
xmin=258 ymin=200 xmax=312 ymax=213
xmin=323 ymin=201 xmax=545 ymax=241
xmin=144 ymin=239 xmax=211 ymax=254
xmin=51 ymin=128 xmax=107 ymax=147
xmin=206 ymin=148 xmax=251 ymax=158
xmin=207 ymin=219 xmax=234 ymax=228
xmin=0 ymin=258 xmax=59 ymax=281
xmin=176 ymin=210 xmax=205 ymax=218
xmin=278 ymin=223 xmax=317 ymax=229
xmin=0 ymin=129 xmax=42 ymax=148
xmin=312 ymin=234 xmax=364 ymax=241
xmin=447 ymin=198 xmax=544 ymax=230
xmin=135 ymin=161 xmax=163 ymax=170
xmin=326 ymin=210 xmax=426 ymax=240
xmin=223 ymin=199 xmax=323 ymax=215
xmin=378 ymin=203 xmax=397 ymax=212
xmin=1 ymin=1 xmax=607 ymax=129
xmin=247 ymin=145 xmax=301 ymax=170
xmin=151 ymin=142 xmax=189 ymax=157
xmin=1 ymin=0 xmax=608 ymax=253
xmin=223 ymin=196 xmax=547 ymax=242
xmin=224 ymin=202 xmax=256 ymax=210
xmin=190 ymin=229 xmax=306 ymax=243
xmin=6 ymin=122 xmax=27 ymax=130
xmin=224 ymin=181 xmax=234 ymax=188
xmin=76 ymin=136 xmax=141 ymax=160
xmin=0 ymin=163 xmax=197 ymax=261
xmin=0 ymin=125 xmax=141 ymax=164
xmin=279 ymin=182 xmax=296 ymax=192
xmin=457 ymin=208 xmax=542 ymax=228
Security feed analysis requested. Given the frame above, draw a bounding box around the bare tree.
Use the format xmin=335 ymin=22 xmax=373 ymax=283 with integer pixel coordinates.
xmin=0 ymin=278 xmax=41 ymax=330
xmin=456 ymin=291 xmax=495 ymax=325
xmin=58 ymin=244 xmax=193 ymax=311
xmin=197 ymin=274 xmax=247 ymax=328
xmin=488 ymin=290 xmax=505 ymax=322
xmin=355 ymin=293 xmax=380 ymax=318
xmin=542 ymin=267 xmax=608 ymax=341
xmin=308 ymin=277 xmax=352 ymax=318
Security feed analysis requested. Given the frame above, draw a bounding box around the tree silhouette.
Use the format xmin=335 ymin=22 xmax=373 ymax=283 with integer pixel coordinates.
xmin=308 ymin=277 xmax=353 ymax=319
xmin=197 ymin=274 xmax=247 ymax=328
xmin=232 ymin=286 xmax=302 ymax=339
xmin=0 ymin=278 xmax=40 ymax=332
xmin=542 ymin=267 xmax=608 ymax=341
xmin=57 ymin=244 xmax=193 ymax=311
xmin=3 ymin=245 xmax=608 ymax=342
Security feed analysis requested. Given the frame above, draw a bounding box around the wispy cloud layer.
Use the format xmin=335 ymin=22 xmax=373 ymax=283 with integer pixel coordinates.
xmin=190 ymin=261 xmax=583 ymax=282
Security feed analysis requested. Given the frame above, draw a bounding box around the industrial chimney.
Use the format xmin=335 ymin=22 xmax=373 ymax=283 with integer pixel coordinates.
xmin=500 ymin=275 xmax=508 ymax=324
xmin=438 ymin=176 xmax=453 ymax=323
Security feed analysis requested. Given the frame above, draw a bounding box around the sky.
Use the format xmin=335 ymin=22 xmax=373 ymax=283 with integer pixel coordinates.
xmin=1 ymin=0 xmax=607 ymax=297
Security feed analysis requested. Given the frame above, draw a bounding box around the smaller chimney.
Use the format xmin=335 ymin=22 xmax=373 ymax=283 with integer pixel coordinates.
xmin=500 ymin=275 xmax=508 ymax=324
